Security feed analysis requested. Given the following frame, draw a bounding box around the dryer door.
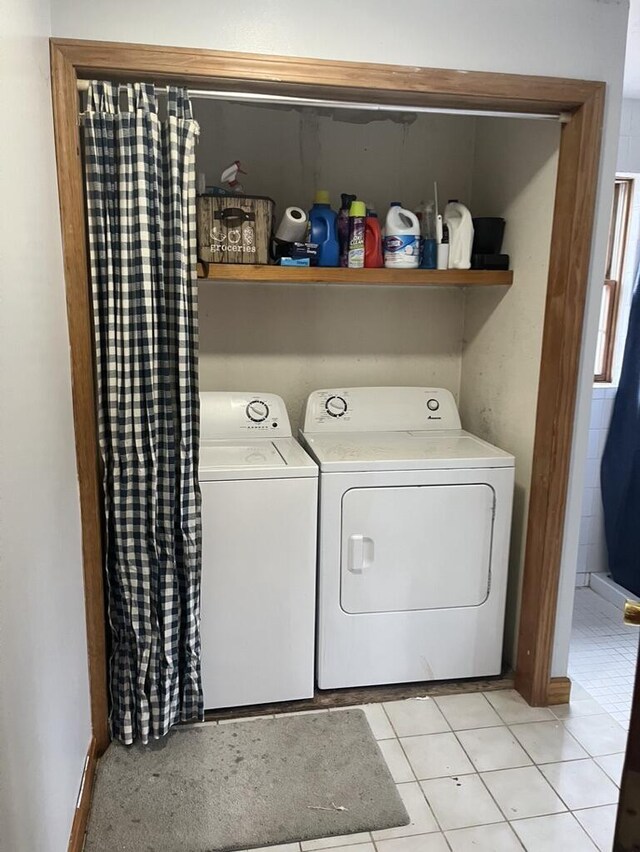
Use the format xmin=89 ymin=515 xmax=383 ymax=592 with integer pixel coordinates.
xmin=341 ymin=483 xmax=494 ymax=614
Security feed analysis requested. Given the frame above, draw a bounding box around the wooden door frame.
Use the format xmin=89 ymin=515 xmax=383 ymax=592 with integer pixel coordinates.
xmin=50 ymin=38 xmax=606 ymax=754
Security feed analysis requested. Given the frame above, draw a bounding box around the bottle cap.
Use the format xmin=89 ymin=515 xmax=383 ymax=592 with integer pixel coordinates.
xmin=390 ymin=201 xmax=402 ymax=207
xmin=349 ymin=200 xmax=367 ymax=217
xmin=341 ymin=193 xmax=356 ymax=209
xmin=314 ymin=190 xmax=330 ymax=204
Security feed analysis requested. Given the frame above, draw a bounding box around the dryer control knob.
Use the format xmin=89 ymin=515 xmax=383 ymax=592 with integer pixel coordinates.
xmin=426 ymin=398 xmax=440 ymax=412
xmin=325 ymin=395 xmax=348 ymax=418
xmin=246 ymin=399 xmax=269 ymax=422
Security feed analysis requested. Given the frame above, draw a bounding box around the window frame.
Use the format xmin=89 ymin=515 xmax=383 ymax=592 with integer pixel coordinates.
xmin=594 ymin=177 xmax=633 ymax=383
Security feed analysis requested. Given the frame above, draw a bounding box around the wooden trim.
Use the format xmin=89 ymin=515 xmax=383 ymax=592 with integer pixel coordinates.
xmin=50 ymin=42 xmax=110 ymax=753
xmin=49 ymin=39 xmax=607 ymax=741
xmin=515 ymin=86 xmax=605 ymax=705
xmin=197 ymin=263 xmax=513 ymax=286
xmin=547 ymin=676 xmax=572 ymax=706
xmin=614 ymin=639 xmax=640 ymax=850
xmin=51 ymin=39 xmax=598 ymax=114
xmin=596 ymin=178 xmax=633 ymax=382
xmin=594 ymin=278 xmax=621 ymax=383
xmin=67 ymin=737 xmax=98 ymax=852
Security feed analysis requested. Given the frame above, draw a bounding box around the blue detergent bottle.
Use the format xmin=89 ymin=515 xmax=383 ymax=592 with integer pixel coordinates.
xmin=308 ymin=190 xmax=339 ymax=266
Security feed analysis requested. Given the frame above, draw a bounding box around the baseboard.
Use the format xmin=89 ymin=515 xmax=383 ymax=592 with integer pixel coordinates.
xmin=203 ymin=674 xmax=516 ymax=721
xmin=68 ymin=737 xmax=98 ymax=852
xmin=590 ymin=572 xmax=636 ymax=609
xmin=547 ymin=676 xmax=571 ymax=705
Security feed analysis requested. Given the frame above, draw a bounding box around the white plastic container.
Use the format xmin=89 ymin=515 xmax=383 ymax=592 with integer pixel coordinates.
xmin=383 ymin=204 xmax=420 ymax=269
xmin=437 ymin=243 xmax=450 ymax=270
xmin=444 ymin=201 xmax=474 ymax=269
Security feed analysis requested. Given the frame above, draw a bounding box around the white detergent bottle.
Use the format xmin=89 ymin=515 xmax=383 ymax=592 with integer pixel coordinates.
xmin=384 ymin=203 xmax=420 ymax=268
xmin=444 ymin=201 xmax=474 ymax=269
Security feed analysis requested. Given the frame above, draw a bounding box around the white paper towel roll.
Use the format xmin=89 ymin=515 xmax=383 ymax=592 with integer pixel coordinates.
xmin=275 ymin=207 xmax=308 ymax=243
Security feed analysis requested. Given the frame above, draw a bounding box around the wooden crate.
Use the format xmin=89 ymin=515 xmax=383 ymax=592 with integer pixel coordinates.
xmin=197 ymin=195 xmax=274 ymax=264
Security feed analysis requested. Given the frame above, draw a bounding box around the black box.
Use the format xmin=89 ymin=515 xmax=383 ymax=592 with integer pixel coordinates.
xmin=471 ymin=253 xmax=510 ymax=270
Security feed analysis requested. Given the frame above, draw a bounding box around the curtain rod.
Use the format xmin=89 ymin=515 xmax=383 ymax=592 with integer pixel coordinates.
xmin=76 ymin=80 xmax=567 ymax=122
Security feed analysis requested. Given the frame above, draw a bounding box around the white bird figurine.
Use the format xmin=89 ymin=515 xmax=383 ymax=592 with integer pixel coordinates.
xmin=220 ymin=160 xmax=246 ymax=193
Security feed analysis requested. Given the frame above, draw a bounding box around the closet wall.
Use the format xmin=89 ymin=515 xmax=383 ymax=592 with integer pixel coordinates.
xmin=195 ymin=102 xmax=476 ymax=221
xmin=461 ymin=118 xmax=561 ymax=663
xmin=196 ymin=104 xmax=476 ymax=429
xmin=196 ymin=100 xmax=562 ymax=669
xmin=199 ymin=283 xmax=464 ymax=431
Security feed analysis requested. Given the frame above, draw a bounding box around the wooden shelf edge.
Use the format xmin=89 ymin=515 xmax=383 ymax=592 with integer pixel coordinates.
xmin=196 ymin=263 xmax=513 ymax=287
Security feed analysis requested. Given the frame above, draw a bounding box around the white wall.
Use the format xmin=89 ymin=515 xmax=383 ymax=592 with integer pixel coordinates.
xmin=461 ymin=118 xmax=560 ymax=664
xmin=616 ymin=98 xmax=640 ymax=391
xmin=573 ymin=99 xmax=640 ymax=587
xmin=614 ymin=99 xmax=640 ymax=388
xmin=50 ymin=0 xmax=628 ymax=679
xmin=0 ymin=0 xmax=92 ymax=848
xmin=575 ymin=387 xmax=617 ymax=586
xmin=618 ymin=98 xmax=640 ymax=171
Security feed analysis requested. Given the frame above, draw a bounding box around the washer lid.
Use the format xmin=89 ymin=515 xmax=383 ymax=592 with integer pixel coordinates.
xmin=199 ymin=437 xmax=318 ymax=481
xmin=300 ymin=429 xmax=514 ymax=472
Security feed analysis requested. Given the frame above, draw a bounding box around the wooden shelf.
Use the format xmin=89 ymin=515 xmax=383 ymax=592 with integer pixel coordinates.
xmin=197 ymin=263 xmax=512 ymax=287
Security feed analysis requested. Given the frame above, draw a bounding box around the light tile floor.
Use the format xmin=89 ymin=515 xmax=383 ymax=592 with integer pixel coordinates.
xmin=226 ymin=687 xmax=628 ymax=852
xmin=568 ymin=587 xmax=639 ymax=728
xmin=209 ymin=587 xmax=640 ymax=852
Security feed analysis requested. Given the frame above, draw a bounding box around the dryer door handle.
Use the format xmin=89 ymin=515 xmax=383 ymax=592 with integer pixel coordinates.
xmin=347 ymin=534 xmax=374 ymax=574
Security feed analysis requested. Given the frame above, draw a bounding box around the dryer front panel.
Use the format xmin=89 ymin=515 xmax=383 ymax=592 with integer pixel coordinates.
xmin=340 ymin=483 xmax=494 ymax=614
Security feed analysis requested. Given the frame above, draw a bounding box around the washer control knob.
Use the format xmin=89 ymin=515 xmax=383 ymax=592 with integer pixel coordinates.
xmin=246 ymin=399 xmax=269 ymax=422
xmin=325 ymin=395 xmax=348 ymax=418
xmin=426 ymin=398 xmax=440 ymax=412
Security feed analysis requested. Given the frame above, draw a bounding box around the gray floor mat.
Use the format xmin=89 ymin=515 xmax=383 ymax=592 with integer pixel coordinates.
xmin=85 ymin=709 xmax=409 ymax=851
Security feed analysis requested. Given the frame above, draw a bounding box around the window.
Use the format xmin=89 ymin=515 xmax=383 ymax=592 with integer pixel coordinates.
xmin=594 ymin=178 xmax=633 ymax=382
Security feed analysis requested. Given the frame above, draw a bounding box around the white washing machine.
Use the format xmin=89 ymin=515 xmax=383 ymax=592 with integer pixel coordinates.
xmin=300 ymin=387 xmax=515 ymax=689
xmin=199 ymin=391 xmax=318 ymax=709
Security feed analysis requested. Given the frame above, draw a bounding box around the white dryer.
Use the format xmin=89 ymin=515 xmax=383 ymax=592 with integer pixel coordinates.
xmin=199 ymin=391 xmax=318 ymax=709
xmin=300 ymin=387 xmax=515 ymax=689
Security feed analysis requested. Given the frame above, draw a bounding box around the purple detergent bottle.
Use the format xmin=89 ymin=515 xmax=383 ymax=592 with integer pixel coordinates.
xmin=338 ymin=192 xmax=356 ymax=267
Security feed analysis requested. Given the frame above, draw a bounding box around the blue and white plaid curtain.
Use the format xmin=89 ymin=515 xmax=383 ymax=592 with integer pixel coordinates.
xmin=83 ymin=82 xmax=202 ymax=744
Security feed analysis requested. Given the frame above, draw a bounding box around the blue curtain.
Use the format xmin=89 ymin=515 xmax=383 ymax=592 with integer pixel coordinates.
xmin=601 ymin=263 xmax=640 ymax=596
